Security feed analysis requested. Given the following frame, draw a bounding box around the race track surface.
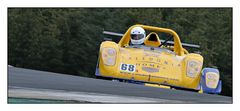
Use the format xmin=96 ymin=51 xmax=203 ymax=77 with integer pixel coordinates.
xmin=8 ymin=67 xmax=232 ymax=103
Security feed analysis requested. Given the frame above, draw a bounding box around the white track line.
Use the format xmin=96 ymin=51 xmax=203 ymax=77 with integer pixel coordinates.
xmin=8 ymin=86 xmax=187 ymax=103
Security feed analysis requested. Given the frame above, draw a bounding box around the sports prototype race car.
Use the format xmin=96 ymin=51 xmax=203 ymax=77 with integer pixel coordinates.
xmin=95 ymin=24 xmax=222 ymax=94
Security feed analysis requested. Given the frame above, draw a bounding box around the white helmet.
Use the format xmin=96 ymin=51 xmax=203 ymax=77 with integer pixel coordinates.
xmin=130 ymin=27 xmax=146 ymax=45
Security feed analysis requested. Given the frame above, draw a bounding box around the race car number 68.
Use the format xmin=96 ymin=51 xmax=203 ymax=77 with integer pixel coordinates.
xmin=120 ymin=63 xmax=136 ymax=72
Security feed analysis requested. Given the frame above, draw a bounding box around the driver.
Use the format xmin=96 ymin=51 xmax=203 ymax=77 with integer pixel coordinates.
xmin=130 ymin=26 xmax=146 ymax=45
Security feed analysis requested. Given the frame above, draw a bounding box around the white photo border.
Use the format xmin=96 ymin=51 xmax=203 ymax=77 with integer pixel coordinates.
xmin=0 ymin=0 xmax=239 ymax=111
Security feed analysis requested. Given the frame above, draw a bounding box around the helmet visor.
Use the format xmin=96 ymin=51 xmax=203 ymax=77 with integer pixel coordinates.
xmin=131 ymin=34 xmax=144 ymax=40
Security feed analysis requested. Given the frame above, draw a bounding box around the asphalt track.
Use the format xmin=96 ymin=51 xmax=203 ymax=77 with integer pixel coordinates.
xmin=8 ymin=67 xmax=232 ymax=103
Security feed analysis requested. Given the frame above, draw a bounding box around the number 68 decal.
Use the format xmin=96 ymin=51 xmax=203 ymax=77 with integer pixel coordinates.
xmin=120 ymin=63 xmax=136 ymax=73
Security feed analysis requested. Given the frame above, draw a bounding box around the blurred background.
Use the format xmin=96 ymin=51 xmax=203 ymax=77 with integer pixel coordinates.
xmin=8 ymin=8 xmax=232 ymax=96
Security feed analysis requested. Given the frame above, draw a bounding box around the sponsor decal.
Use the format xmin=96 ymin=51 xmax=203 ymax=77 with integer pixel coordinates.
xmin=144 ymin=52 xmax=160 ymax=58
xmin=149 ymin=58 xmax=153 ymax=61
xmin=149 ymin=64 xmax=154 ymax=67
xmin=134 ymin=73 xmax=149 ymax=77
xmin=142 ymin=67 xmax=159 ymax=73
xmin=151 ymin=75 xmax=180 ymax=81
xmin=206 ymin=72 xmax=219 ymax=88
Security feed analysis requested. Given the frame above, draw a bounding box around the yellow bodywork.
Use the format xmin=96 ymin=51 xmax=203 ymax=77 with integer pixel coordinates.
xmin=98 ymin=25 xmax=203 ymax=90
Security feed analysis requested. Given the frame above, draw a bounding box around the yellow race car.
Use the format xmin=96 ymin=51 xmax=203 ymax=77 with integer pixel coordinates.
xmin=95 ymin=24 xmax=222 ymax=94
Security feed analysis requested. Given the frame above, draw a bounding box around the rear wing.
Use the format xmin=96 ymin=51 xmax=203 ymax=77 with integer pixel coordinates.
xmin=103 ymin=31 xmax=200 ymax=48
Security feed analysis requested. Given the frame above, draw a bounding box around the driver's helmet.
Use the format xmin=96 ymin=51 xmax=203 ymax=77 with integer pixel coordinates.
xmin=130 ymin=26 xmax=146 ymax=45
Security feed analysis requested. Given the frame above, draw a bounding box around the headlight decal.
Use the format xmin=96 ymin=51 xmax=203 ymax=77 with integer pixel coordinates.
xmin=205 ymin=72 xmax=220 ymax=88
xmin=186 ymin=60 xmax=202 ymax=78
xmin=102 ymin=48 xmax=117 ymax=66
